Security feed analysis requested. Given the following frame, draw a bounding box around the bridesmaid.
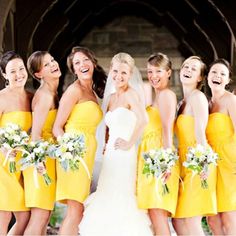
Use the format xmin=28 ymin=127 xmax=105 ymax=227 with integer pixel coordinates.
xmin=23 ymin=51 xmax=61 ymax=235
xmin=53 ymin=46 xmax=106 ymax=235
xmin=172 ymin=56 xmax=217 ymax=235
xmin=206 ymin=58 xmax=236 ymax=235
xmin=0 ymin=51 xmax=32 ymax=235
xmin=137 ymin=53 xmax=179 ymax=235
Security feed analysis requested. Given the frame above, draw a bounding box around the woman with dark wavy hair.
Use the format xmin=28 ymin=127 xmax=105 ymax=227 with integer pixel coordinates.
xmin=53 ymin=46 xmax=106 ymax=235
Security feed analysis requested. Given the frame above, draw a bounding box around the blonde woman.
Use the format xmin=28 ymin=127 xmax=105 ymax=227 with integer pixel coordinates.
xmin=137 ymin=53 xmax=179 ymax=235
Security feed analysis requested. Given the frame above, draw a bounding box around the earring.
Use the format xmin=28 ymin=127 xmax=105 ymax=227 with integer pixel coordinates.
xmin=5 ymin=79 xmax=9 ymax=87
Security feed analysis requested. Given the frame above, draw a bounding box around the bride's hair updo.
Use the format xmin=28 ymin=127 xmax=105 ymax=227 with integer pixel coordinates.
xmin=110 ymin=52 xmax=135 ymax=73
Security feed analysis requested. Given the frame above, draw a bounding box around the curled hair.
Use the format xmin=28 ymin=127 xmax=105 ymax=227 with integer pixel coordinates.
xmin=27 ymin=51 xmax=48 ymax=80
xmin=67 ymin=46 xmax=107 ymax=98
xmin=147 ymin=52 xmax=172 ymax=71
xmin=182 ymin=56 xmax=207 ymax=89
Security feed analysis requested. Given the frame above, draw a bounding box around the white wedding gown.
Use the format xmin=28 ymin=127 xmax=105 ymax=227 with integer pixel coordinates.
xmin=79 ymin=107 xmax=153 ymax=236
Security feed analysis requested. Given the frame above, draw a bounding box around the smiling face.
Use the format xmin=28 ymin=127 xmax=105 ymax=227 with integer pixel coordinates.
xmin=5 ymin=58 xmax=28 ymax=88
xmin=35 ymin=53 xmax=61 ymax=80
xmin=147 ymin=63 xmax=171 ymax=89
xmin=72 ymin=52 xmax=94 ymax=80
xmin=208 ymin=63 xmax=230 ymax=91
xmin=180 ymin=58 xmax=203 ymax=88
xmin=111 ymin=61 xmax=131 ymax=89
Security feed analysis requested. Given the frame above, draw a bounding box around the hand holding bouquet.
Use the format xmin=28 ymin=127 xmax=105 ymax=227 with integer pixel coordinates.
xmin=142 ymin=148 xmax=179 ymax=195
xmin=183 ymin=144 xmax=218 ymax=189
xmin=19 ymin=140 xmax=51 ymax=186
xmin=0 ymin=123 xmax=29 ymax=173
xmin=47 ymin=133 xmax=89 ymax=177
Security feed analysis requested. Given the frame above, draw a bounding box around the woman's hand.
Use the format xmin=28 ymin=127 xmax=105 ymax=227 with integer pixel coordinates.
xmin=36 ymin=162 xmax=46 ymax=175
xmin=161 ymin=171 xmax=171 ymax=183
xmin=114 ymin=138 xmax=131 ymax=150
xmin=200 ymin=169 xmax=209 ymax=181
xmin=1 ymin=147 xmax=17 ymax=158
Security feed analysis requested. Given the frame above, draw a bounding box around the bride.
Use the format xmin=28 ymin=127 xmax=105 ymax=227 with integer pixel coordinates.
xmin=79 ymin=52 xmax=153 ymax=236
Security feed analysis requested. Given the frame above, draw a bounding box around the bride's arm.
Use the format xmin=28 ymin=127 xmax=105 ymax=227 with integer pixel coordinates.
xmin=114 ymin=90 xmax=148 ymax=150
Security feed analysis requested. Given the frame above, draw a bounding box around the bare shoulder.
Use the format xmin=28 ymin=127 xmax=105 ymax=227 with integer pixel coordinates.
xmin=225 ymin=91 xmax=236 ymax=105
xmin=191 ymin=90 xmax=207 ymax=102
xmin=63 ymin=81 xmax=82 ymax=96
xmin=159 ymin=88 xmax=177 ymax=102
xmin=0 ymin=88 xmax=8 ymax=105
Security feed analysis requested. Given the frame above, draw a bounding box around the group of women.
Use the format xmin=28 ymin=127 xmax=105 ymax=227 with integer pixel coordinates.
xmin=0 ymin=46 xmax=235 ymax=236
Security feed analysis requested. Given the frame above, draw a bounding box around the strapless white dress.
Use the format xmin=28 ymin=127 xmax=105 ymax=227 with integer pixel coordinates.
xmin=79 ymin=107 xmax=153 ymax=236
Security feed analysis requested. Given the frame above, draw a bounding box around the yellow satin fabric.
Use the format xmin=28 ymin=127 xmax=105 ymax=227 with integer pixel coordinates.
xmin=0 ymin=111 xmax=32 ymax=211
xmin=23 ymin=109 xmax=57 ymax=210
xmin=174 ymin=114 xmax=217 ymax=218
xmin=206 ymin=112 xmax=236 ymax=212
xmin=56 ymin=101 xmax=102 ymax=204
xmin=137 ymin=106 xmax=179 ymax=215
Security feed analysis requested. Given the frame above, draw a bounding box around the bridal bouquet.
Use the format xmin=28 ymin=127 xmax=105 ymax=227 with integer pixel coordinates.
xmin=47 ymin=133 xmax=89 ymax=176
xmin=142 ymin=148 xmax=179 ymax=195
xmin=19 ymin=140 xmax=52 ymax=186
xmin=0 ymin=123 xmax=29 ymax=173
xmin=183 ymin=144 xmax=218 ymax=189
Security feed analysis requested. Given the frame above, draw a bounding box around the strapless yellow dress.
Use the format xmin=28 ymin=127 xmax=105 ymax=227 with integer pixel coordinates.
xmin=137 ymin=106 xmax=179 ymax=215
xmin=206 ymin=112 xmax=236 ymax=212
xmin=0 ymin=111 xmax=32 ymax=211
xmin=23 ymin=110 xmax=57 ymax=210
xmin=56 ymin=101 xmax=103 ymax=204
xmin=174 ymin=114 xmax=217 ymax=218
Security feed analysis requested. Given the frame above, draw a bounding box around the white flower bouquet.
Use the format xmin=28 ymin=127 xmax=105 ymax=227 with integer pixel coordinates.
xmin=183 ymin=144 xmax=218 ymax=189
xmin=47 ymin=133 xmax=89 ymax=177
xmin=19 ymin=140 xmax=52 ymax=186
xmin=142 ymin=148 xmax=179 ymax=195
xmin=0 ymin=123 xmax=29 ymax=173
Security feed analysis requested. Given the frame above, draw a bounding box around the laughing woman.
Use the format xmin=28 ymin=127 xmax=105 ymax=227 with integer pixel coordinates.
xmin=172 ymin=56 xmax=217 ymax=235
xmin=0 ymin=51 xmax=32 ymax=235
xmin=23 ymin=51 xmax=61 ymax=235
xmin=206 ymin=58 xmax=236 ymax=235
xmin=53 ymin=46 xmax=106 ymax=235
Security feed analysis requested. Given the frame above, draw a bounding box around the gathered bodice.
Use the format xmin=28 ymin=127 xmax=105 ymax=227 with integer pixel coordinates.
xmin=105 ymin=107 xmax=137 ymax=142
xmin=65 ymin=101 xmax=103 ymax=135
xmin=142 ymin=106 xmax=162 ymax=140
xmin=175 ymin=114 xmax=196 ymax=147
xmin=0 ymin=111 xmax=32 ymax=132
xmin=206 ymin=112 xmax=236 ymax=145
xmin=41 ymin=109 xmax=57 ymax=141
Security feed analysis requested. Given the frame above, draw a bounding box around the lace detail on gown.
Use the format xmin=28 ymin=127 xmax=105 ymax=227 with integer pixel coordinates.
xmin=79 ymin=107 xmax=153 ymax=236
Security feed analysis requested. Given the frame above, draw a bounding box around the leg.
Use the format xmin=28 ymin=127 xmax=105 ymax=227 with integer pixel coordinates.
xmin=172 ymin=218 xmax=189 ymax=235
xmin=221 ymin=211 xmax=236 ymax=235
xmin=8 ymin=211 xmax=30 ymax=235
xmin=24 ymin=208 xmax=51 ymax=235
xmin=149 ymin=208 xmax=170 ymax=235
xmin=185 ymin=216 xmax=205 ymax=235
xmin=0 ymin=211 xmax=12 ymax=235
xmin=207 ymin=214 xmax=225 ymax=235
xmin=59 ymin=200 xmax=84 ymax=235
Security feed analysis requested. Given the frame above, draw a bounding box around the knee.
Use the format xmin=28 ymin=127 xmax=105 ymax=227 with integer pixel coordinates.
xmin=172 ymin=218 xmax=182 ymax=231
xmin=207 ymin=216 xmax=218 ymax=230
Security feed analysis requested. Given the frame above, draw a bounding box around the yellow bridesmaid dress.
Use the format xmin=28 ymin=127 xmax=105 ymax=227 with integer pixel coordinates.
xmin=56 ymin=101 xmax=102 ymax=204
xmin=137 ymin=106 xmax=179 ymax=215
xmin=23 ymin=109 xmax=57 ymax=210
xmin=0 ymin=111 xmax=32 ymax=211
xmin=174 ymin=114 xmax=217 ymax=218
xmin=206 ymin=112 xmax=236 ymax=212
